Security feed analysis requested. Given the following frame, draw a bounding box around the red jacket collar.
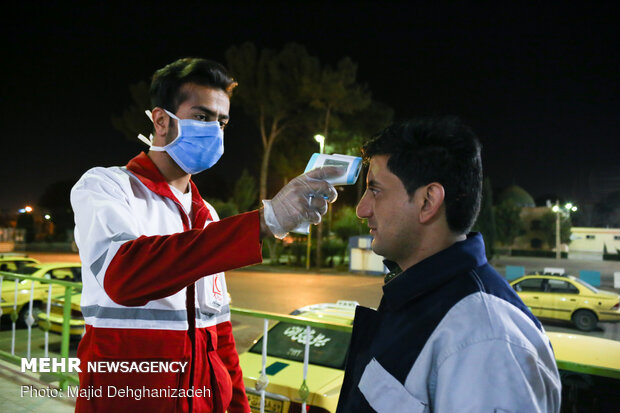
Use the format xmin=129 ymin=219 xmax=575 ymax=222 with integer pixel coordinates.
xmin=126 ymin=152 xmax=212 ymax=226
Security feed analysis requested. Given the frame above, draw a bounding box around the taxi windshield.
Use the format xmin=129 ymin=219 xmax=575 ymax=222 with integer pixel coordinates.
xmin=249 ymin=322 xmax=351 ymax=370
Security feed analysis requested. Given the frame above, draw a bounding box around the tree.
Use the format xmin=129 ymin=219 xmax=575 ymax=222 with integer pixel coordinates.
xmin=300 ymin=57 xmax=373 ymax=269
xmin=110 ymin=81 xmax=152 ymax=142
xmin=301 ymin=57 xmax=371 ymax=140
xmin=205 ymin=199 xmax=239 ymax=219
xmin=472 ymin=177 xmax=496 ymax=259
xmin=540 ymin=211 xmax=572 ymax=247
xmin=232 ymin=169 xmax=258 ymax=212
xmin=331 ymin=206 xmax=365 ymax=265
xmin=226 ymin=42 xmax=321 ymax=200
xmin=494 ymin=200 xmax=524 ymax=246
xmin=332 ymin=206 xmax=364 ymax=241
xmin=327 ymin=101 xmax=394 ymax=156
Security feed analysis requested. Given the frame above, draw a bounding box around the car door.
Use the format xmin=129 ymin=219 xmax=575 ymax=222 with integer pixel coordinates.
xmin=547 ymin=279 xmax=580 ymax=321
xmin=513 ymin=278 xmax=546 ymax=317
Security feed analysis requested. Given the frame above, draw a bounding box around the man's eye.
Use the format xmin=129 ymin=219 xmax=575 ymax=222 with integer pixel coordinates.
xmin=219 ymin=121 xmax=228 ymax=130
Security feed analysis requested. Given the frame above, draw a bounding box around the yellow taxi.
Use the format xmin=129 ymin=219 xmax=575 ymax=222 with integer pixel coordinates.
xmin=37 ymin=292 xmax=85 ymax=338
xmin=0 ymin=253 xmax=39 ymax=272
xmin=240 ymin=301 xmax=356 ymax=413
xmin=1 ymin=261 xmax=81 ymax=326
xmin=548 ymin=332 xmax=620 ymax=408
xmin=510 ymin=273 xmax=620 ymax=331
xmin=239 ymin=301 xmax=620 ymax=413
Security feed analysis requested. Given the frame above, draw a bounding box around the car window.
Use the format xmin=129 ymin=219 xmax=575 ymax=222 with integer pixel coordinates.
xmin=0 ymin=260 xmax=36 ymax=272
xmin=559 ymin=370 xmax=620 ymax=411
xmin=547 ymin=279 xmax=579 ymax=294
xmin=514 ymin=278 xmax=544 ymax=292
xmin=50 ymin=268 xmax=74 ymax=280
xmin=249 ymin=322 xmax=351 ymax=370
xmin=0 ymin=262 xmax=18 ymax=272
xmin=572 ymin=278 xmax=599 ymax=294
xmin=14 ymin=265 xmax=39 ymax=275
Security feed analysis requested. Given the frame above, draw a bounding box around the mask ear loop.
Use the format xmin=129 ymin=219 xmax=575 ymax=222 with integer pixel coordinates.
xmin=136 ymin=110 xmax=155 ymax=147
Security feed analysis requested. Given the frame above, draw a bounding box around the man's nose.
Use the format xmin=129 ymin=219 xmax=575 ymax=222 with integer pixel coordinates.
xmin=356 ymin=193 xmax=371 ymax=219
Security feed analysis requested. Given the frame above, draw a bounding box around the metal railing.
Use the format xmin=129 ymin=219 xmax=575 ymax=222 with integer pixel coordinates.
xmin=0 ymin=270 xmax=81 ymax=389
xmin=230 ymin=306 xmax=353 ymax=413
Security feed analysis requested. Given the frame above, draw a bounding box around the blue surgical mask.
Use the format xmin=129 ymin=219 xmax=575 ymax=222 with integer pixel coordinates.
xmin=147 ymin=109 xmax=224 ymax=174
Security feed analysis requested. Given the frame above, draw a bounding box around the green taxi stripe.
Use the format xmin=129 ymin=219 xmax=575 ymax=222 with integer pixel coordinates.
xmin=557 ymin=359 xmax=620 ymax=379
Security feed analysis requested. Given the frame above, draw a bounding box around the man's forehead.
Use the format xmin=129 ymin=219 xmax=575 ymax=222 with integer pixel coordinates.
xmin=367 ymin=155 xmax=390 ymax=180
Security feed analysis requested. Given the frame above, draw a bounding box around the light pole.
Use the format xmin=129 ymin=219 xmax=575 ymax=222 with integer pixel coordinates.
xmin=306 ymin=135 xmax=326 ymax=270
xmin=314 ymin=134 xmax=325 ymax=154
xmin=551 ymin=201 xmax=577 ymax=259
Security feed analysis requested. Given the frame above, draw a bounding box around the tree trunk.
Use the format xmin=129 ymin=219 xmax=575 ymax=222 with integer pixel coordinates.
xmin=258 ymin=115 xmax=281 ymax=201
xmin=259 ymin=138 xmax=275 ymax=201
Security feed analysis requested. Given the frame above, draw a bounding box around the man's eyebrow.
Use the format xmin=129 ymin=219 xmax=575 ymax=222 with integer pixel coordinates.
xmin=192 ymin=105 xmax=229 ymax=120
xmin=367 ymin=179 xmax=381 ymax=188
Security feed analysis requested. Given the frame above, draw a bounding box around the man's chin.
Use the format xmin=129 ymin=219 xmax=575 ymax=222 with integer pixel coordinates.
xmin=370 ymin=240 xmax=385 ymax=257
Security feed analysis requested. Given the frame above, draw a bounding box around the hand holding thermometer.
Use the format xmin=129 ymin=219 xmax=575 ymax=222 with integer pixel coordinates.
xmin=292 ymin=153 xmax=363 ymax=234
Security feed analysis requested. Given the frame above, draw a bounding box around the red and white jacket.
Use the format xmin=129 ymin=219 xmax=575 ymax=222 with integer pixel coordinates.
xmin=71 ymin=152 xmax=262 ymax=413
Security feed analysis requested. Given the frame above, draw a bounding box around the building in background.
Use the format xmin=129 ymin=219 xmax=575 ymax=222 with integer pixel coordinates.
xmin=569 ymin=227 xmax=620 ymax=261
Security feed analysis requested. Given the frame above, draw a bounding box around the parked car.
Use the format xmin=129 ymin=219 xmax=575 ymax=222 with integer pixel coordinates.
xmin=549 ymin=332 xmax=620 ymax=412
xmin=240 ymin=301 xmax=356 ymax=413
xmin=0 ymin=253 xmax=39 ymax=272
xmin=510 ymin=273 xmax=620 ymax=331
xmin=37 ymin=292 xmax=84 ymax=338
xmin=1 ymin=262 xmax=81 ymax=326
xmin=240 ymin=301 xmax=620 ymax=413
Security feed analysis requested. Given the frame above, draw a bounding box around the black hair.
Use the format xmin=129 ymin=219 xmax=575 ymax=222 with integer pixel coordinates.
xmin=150 ymin=57 xmax=237 ymax=112
xmin=362 ymin=117 xmax=483 ymax=234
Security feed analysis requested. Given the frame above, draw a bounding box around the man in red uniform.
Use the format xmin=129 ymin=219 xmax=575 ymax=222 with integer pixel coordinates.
xmin=71 ymin=58 xmax=339 ymax=412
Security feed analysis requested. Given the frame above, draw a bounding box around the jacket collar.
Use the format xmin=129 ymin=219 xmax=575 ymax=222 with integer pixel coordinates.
xmin=126 ymin=152 xmax=212 ymax=226
xmin=381 ymin=232 xmax=488 ymax=310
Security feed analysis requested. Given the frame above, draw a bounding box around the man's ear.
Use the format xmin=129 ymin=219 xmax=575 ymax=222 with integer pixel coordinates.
xmin=419 ymin=182 xmax=445 ymax=224
xmin=151 ymin=107 xmax=171 ymax=138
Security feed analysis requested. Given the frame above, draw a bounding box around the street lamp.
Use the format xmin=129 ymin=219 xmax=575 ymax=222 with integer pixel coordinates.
xmin=307 ymin=134 xmax=327 ymax=270
xmin=314 ymin=134 xmax=325 ymax=154
xmin=552 ymin=201 xmax=577 ymax=260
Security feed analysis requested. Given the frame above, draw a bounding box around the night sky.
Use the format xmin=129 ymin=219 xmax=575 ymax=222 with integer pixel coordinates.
xmin=2 ymin=2 xmax=618 ymax=215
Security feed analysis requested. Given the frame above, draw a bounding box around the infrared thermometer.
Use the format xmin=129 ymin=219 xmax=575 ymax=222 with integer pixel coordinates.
xmin=292 ymin=153 xmax=363 ymax=235
xmin=303 ymin=153 xmax=363 ymax=185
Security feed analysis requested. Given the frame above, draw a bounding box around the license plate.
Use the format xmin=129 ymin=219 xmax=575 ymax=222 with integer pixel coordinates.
xmin=247 ymin=392 xmax=284 ymax=413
